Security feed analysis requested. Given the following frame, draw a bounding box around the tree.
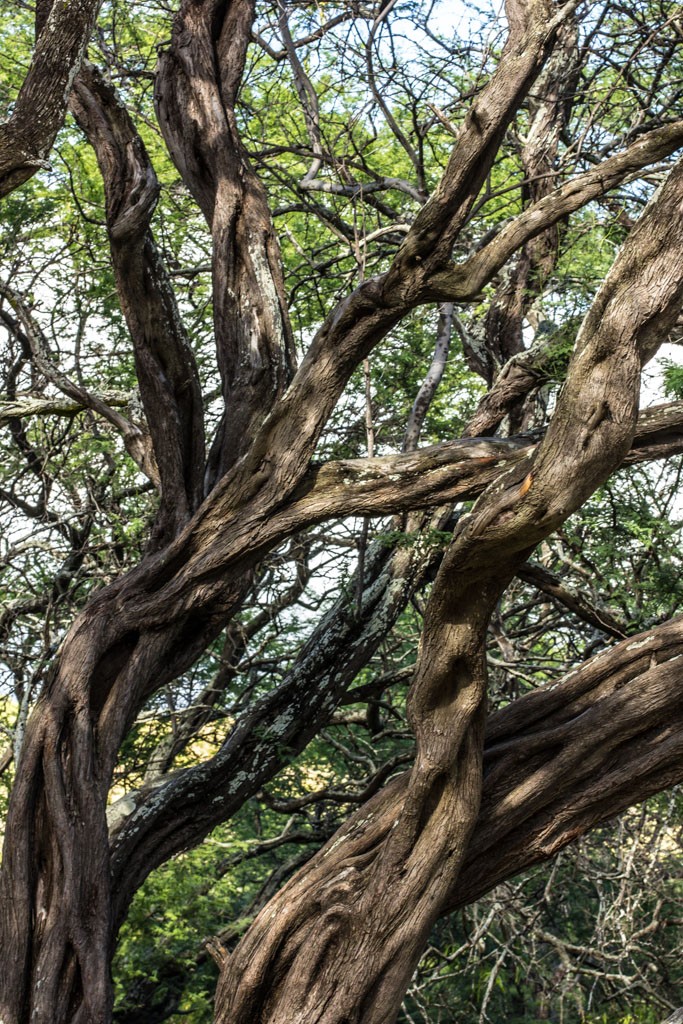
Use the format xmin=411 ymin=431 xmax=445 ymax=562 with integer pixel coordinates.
xmin=1 ymin=0 xmax=683 ymax=1021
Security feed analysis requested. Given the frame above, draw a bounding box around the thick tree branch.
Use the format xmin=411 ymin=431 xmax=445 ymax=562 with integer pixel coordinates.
xmin=155 ymin=0 xmax=296 ymax=479
xmin=202 ymin=614 xmax=683 ymax=929
xmin=0 ymin=0 xmax=102 ymax=197
xmin=70 ymin=63 xmax=205 ymax=540
xmin=113 ymin=613 xmax=683 ymax=1023
xmin=430 ymin=120 xmax=683 ymax=302
xmin=213 ymin=150 xmax=683 ymax=1024
xmin=385 ymin=0 xmax=572 ymax=283
xmin=233 ymin=57 xmax=683 ymax=505
xmin=4 ymin=5 xmax=683 ymax=1023
xmin=104 ymin=392 xmax=683 ymax=909
xmin=291 ymin=400 xmax=683 ymax=520
xmin=0 ymin=390 xmax=131 ymax=425
xmin=107 ymin=532 xmax=435 ymax=924
xmin=141 ymin=0 xmax=567 ymax=509
xmin=451 ymin=615 xmax=683 ymax=909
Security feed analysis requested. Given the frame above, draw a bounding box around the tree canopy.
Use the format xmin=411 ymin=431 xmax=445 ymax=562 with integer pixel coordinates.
xmin=1 ymin=1 xmax=683 ymax=1022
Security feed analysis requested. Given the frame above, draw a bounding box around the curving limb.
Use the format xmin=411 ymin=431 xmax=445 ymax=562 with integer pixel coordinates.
xmin=3 ymin=5 xmax=683 ymax=1022
xmin=155 ymin=0 xmax=296 ymax=481
xmin=212 ymin=152 xmax=683 ymax=1024
xmin=0 ymin=0 xmax=103 ymax=197
xmin=70 ymin=63 xmax=205 ymax=543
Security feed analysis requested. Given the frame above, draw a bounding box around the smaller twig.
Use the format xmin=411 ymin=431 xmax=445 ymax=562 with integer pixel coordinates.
xmin=0 ymin=283 xmax=159 ymax=486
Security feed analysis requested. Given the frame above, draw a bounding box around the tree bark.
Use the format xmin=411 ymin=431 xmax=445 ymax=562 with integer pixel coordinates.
xmin=70 ymin=63 xmax=206 ymax=545
xmin=0 ymin=0 xmax=103 ymax=197
xmin=154 ymin=0 xmax=296 ymax=482
xmin=214 ymin=155 xmax=683 ymax=1024
xmin=3 ymin=3 xmax=683 ymax=1022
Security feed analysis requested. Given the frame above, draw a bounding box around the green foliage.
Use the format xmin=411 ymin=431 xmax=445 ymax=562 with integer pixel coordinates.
xmin=661 ymin=359 xmax=683 ymax=401
xmin=539 ymin=316 xmax=583 ymax=383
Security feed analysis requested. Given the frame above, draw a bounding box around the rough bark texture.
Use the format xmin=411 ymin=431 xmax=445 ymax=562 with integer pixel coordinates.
xmin=2 ymin=1 xmax=683 ymax=1022
xmin=154 ymin=0 xmax=296 ymax=481
xmin=453 ymin=615 xmax=683 ymax=909
xmin=0 ymin=0 xmax=103 ymax=197
xmin=70 ymin=63 xmax=206 ymax=543
xmin=213 ymin=156 xmax=683 ymax=1024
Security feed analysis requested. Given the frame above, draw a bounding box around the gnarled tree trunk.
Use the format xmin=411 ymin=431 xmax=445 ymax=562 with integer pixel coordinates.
xmin=2 ymin=2 xmax=683 ymax=1023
